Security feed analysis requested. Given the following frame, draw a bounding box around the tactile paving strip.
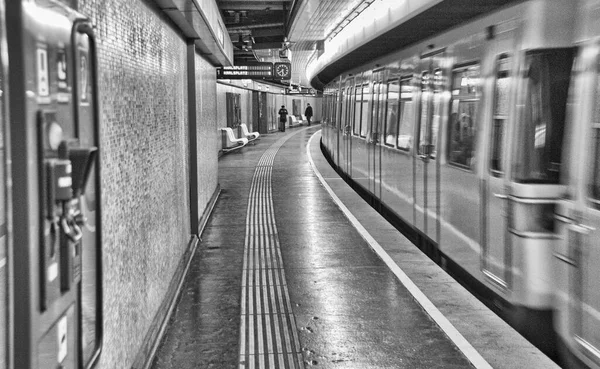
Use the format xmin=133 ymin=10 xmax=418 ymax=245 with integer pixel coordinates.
xmin=238 ymin=134 xmax=305 ymax=369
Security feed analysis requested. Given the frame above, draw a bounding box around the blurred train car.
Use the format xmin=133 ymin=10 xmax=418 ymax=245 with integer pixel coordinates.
xmin=319 ymin=0 xmax=600 ymax=367
xmin=555 ymin=2 xmax=600 ymax=368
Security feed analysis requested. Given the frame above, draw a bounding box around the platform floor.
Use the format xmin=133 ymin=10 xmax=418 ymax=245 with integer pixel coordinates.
xmin=150 ymin=126 xmax=558 ymax=369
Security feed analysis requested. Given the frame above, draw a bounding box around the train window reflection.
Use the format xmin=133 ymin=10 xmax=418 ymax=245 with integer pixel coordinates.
xmin=353 ymin=86 xmax=362 ymax=135
xmin=418 ymin=72 xmax=430 ymax=156
xmin=384 ymin=80 xmax=399 ymax=146
xmin=372 ymin=78 xmax=386 ymax=143
xmin=340 ymin=88 xmax=346 ymax=130
xmin=430 ymin=69 xmax=443 ymax=159
xmin=491 ymin=55 xmax=510 ymax=176
xmin=513 ymin=49 xmax=574 ymax=183
xmin=449 ymin=64 xmax=480 ymax=169
xmin=360 ymin=84 xmax=370 ymax=137
xmin=398 ymin=77 xmax=414 ymax=151
xmin=371 ymin=81 xmax=383 ymax=142
xmin=345 ymin=85 xmax=353 ymax=132
xmin=590 ymin=69 xmax=600 ymax=201
xmin=332 ymin=92 xmax=338 ymax=128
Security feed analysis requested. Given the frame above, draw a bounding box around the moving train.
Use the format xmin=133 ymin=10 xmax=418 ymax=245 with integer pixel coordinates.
xmin=319 ymin=0 xmax=600 ymax=367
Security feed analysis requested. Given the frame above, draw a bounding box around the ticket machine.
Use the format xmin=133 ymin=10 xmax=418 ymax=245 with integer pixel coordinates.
xmin=6 ymin=1 xmax=102 ymax=368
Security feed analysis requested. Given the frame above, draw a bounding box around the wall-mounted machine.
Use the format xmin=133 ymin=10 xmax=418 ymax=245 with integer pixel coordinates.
xmin=6 ymin=1 xmax=103 ymax=368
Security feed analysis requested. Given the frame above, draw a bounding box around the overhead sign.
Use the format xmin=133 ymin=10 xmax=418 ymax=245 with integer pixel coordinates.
xmin=217 ymin=62 xmax=292 ymax=80
xmin=217 ymin=62 xmax=273 ymax=79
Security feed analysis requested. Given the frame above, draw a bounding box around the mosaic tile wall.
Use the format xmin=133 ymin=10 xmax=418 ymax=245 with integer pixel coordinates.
xmin=195 ymin=53 xmax=218 ymax=214
xmin=75 ymin=1 xmax=218 ymax=367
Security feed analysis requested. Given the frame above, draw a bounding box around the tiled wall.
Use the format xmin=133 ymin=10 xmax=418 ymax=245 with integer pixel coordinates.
xmin=196 ymin=54 xmax=218 ymax=214
xmin=76 ymin=1 xmax=218 ymax=367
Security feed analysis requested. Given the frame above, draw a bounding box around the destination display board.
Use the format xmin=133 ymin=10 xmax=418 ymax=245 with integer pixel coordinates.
xmin=217 ymin=62 xmax=292 ymax=80
xmin=217 ymin=62 xmax=273 ymax=79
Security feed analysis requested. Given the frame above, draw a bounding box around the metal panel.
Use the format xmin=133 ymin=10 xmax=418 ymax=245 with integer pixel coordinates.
xmin=0 ymin=2 xmax=8 ymax=368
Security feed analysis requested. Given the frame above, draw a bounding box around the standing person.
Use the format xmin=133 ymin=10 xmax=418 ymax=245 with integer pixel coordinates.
xmin=305 ymin=103 xmax=313 ymax=126
xmin=278 ymin=105 xmax=288 ymax=132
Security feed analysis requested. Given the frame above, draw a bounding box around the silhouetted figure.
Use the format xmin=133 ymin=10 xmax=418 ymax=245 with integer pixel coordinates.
xmin=278 ymin=105 xmax=288 ymax=132
xmin=305 ymin=103 xmax=313 ymax=126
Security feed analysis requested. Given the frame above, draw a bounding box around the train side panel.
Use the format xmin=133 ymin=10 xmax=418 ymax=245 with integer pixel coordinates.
xmin=555 ymin=1 xmax=600 ymax=367
xmin=321 ymin=0 xmax=582 ymax=360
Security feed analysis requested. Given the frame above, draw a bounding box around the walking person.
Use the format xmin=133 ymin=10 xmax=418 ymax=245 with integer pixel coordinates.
xmin=305 ymin=103 xmax=313 ymax=126
xmin=278 ymin=105 xmax=288 ymax=132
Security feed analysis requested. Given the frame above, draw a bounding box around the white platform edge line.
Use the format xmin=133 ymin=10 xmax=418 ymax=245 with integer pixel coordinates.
xmin=306 ymin=130 xmax=493 ymax=369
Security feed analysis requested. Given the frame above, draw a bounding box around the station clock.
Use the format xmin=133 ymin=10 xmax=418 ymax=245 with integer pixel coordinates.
xmin=274 ymin=62 xmax=291 ymax=79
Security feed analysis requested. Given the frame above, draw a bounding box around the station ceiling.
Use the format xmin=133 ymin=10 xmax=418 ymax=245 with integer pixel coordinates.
xmin=216 ymin=0 xmax=524 ymax=89
xmin=216 ymin=0 xmax=369 ymax=88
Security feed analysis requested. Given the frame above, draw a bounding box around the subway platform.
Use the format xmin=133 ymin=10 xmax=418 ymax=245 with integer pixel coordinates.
xmin=150 ymin=126 xmax=558 ymax=369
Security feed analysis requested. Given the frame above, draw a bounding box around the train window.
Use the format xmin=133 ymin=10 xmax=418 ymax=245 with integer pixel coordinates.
xmin=345 ymin=86 xmax=353 ymax=132
xmin=379 ymin=83 xmax=387 ymax=142
xmin=372 ymin=80 xmax=386 ymax=143
xmin=332 ymin=91 xmax=338 ymax=128
xmin=340 ymin=88 xmax=346 ymax=130
xmin=513 ymin=48 xmax=574 ymax=183
xmin=321 ymin=91 xmax=328 ymax=124
xmin=397 ymin=77 xmax=414 ymax=151
xmin=490 ymin=55 xmax=511 ymax=176
xmin=418 ymin=72 xmax=430 ymax=156
xmin=384 ymin=80 xmax=400 ymax=146
xmin=353 ymin=86 xmax=362 ymax=135
xmin=430 ymin=69 xmax=444 ymax=159
xmin=589 ymin=67 xmax=600 ymax=201
xmin=448 ymin=64 xmax=481 ymax=169
xmin=360 ymin=84 xmax=370 ymax=137
xmin=371 ymin=82 xmax=380 ymax=140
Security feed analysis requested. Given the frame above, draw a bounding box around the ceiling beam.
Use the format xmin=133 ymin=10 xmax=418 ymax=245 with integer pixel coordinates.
xmin=219 ymin=1 xmax=291 ymax=11
xmin=252 ymin=42 xmax=285 ymax=50
xmin=226 ymin=22 xmax=285 ymax=31
xmin=251 ymin=27 xmax=285 ymax=37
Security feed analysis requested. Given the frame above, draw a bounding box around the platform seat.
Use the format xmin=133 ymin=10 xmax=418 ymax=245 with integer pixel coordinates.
xmin=288 ymin=115 xmax=301 ymax=127
xmin=240 ymin=123 xmax=260 ymax=142
xmin=300 ymin=115 xmax=308 ymax=125
xmin=220 ymin=127 xmax=248 ymax=153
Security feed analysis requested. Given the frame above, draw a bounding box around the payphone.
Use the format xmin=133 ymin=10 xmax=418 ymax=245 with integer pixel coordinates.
xmin=7 ymin=1 xmax=102 ymax=368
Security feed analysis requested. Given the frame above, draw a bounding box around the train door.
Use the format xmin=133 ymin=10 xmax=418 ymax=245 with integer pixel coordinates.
xmin=415 ymin=51 xmax=444 ymax=241
xmin=7 ymin=1 xmax=102 ymax=368
xmin=563 ymin=53 xmax=600 ymax=365
xmin=368 ymin=70 xmax=385 ymax=202
xmin=482 ymin=54 xmax=512 ymax=288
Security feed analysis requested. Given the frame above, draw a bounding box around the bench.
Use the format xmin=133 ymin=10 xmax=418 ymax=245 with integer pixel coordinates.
xmin=220 ymin=127 xmax=248 ymax=153
xmin=288 ymin=115 xmax=302 ymax=128
xmin=240 ymin=123 xmax=260 ymax=143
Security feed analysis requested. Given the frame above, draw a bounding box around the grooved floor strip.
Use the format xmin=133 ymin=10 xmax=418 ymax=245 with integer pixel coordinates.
xmin=239 ymin=133 xmax=306 ymax=369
